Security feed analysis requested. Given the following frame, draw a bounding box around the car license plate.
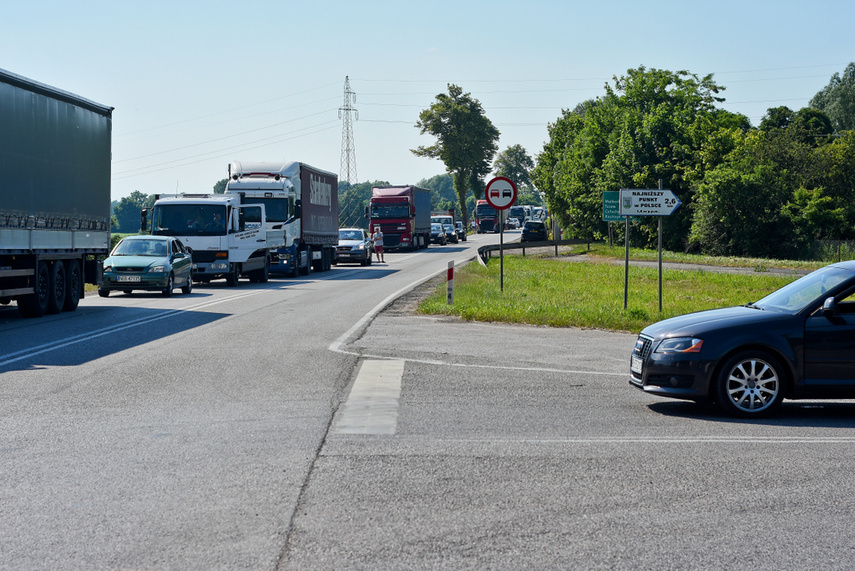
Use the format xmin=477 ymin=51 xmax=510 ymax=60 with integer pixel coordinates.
xmin=631 ymin=355 xmax=643 ymax=374
xmin=117 ymin=275 xmax=141 ymax=282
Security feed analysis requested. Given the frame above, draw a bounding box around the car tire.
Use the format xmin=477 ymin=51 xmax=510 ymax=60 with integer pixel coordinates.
xmin=162 ymin=273 xmax=174 ymax=297
xmin=98 ymin=288 xmax=110 ymax=298
xmin=715 ymin=350 xmax=785 ymax=417
xmin=181 ymin=274 xmax=193 ymax=295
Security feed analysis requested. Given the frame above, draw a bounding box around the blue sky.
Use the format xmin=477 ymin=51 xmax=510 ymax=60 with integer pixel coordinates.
xmin=3 ymin=0 xmax=852 ymax=201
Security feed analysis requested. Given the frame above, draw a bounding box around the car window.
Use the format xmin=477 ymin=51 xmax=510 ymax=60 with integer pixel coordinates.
xmin=755 ymin=266 xmax=855 ymax=313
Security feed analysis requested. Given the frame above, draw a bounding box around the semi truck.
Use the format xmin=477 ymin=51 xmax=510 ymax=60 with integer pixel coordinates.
xmin=142 ymin=193 xmax=282 ymax=285
xmin=0 ymin=68 xmax=113 ymax=317
xmin=367 ymin=185 xmax=431 ymax=251
xmin=474 ymin=199 xmax=500 ymax=233
xmin=225 ymin=161 xmax=338 ymax=276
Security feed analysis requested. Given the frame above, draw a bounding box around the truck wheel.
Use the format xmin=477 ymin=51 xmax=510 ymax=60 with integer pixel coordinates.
xmin=63 ymin=260 xmax=82 ymax=311
xmin=226 ymin=264 xmax=240 ymax=286
xmin=162 ymin=273 xmax=174 ymax=297
xmin=18 ymin=261 xmax=51 ymax=317
xmin=47 ymin=261 xmax=66 ymax=314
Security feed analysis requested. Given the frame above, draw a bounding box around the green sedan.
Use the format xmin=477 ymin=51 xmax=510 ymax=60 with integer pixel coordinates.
xmin=99 ymin=236 xmax=193 ymax=297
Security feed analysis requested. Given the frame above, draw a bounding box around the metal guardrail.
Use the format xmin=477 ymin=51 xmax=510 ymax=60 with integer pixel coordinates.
xmin=477 ymin=239 xmax=591 ymax=265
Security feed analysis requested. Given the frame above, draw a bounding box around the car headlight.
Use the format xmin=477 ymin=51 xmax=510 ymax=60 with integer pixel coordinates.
xmin=356 ymin=243 xmax=365 ymax=250
xmin=149 ymin=265 xmax=167 ymax=273
xmin=655 ymin=337 xmax=704 ymax=354
xmin=103 ymin=265 xmax=112 ymax=273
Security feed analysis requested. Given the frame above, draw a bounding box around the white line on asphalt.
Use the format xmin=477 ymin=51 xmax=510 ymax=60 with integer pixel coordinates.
xmin=332 ymin=359 xmax=405 ymax=435
xmin=0 ymin=290 xmax=266 ymax=367
xmin=354 ymin=436 xmax=855 ymax=444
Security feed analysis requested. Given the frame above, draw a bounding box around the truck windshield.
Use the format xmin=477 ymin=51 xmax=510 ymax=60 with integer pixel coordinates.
xmin=152 ymin=204 xmax=228 ymax=236
xmin=370 ymin=204 xmax=410 ymax=219
xmin=476 ymin=204 xmax=497 ymax=217
xmin=240 ymin=197 xmax=291 ymax=222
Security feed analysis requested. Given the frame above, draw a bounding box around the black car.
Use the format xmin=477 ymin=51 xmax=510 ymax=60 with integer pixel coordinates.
xmin=443 ymin=224 xmax=458 ymax=244
xmin=630 ymin=260 xmax=855 ymax=417
xmin=430 ymin=223 xmax=447 ymax=245
xmin=520 ymin=220 xmax=547 ymax=242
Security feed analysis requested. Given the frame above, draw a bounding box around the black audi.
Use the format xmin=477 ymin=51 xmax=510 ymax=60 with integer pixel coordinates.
xmin=630 ymin=260 xmax=855 ymax=417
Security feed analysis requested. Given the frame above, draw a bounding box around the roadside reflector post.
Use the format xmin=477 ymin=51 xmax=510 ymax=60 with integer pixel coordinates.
xmin=447 ymin=260 xmax=454 ymax=304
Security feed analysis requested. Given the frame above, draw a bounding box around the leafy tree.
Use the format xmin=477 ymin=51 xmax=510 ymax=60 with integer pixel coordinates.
xmin=413 ymin=84 xmax=500 ymax=229
xmin=112 ymin=190 xmax=155 ymax=233
xmin=810 ymin=62 xmax=855 ymax=133
xmin=534 ymin=67 xmax=748 ymax=248
xmin=213 ymin=178 xmax=227 ymax=194
xmin=493 ymin=144 xmax=534 ymax=189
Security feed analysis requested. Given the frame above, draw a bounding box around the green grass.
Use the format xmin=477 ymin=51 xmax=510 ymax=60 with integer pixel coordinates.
xmin=420 ymin=255 xmax=803 ymax=333
xmin=561 ymin=243 xmax=826 ymax=271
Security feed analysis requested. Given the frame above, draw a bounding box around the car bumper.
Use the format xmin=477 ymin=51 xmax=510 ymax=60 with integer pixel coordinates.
xmin=101 ymin=274 xmax=170 ymax=291
xmin=629 ymin=344 xmax=716 ymax=400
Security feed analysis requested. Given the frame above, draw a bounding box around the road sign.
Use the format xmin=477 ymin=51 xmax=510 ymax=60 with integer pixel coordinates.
xmin=619 ymin=188 xmax=681 ymax=216
xmin=484 ymin=177 xmax=517 ymax=210
xmin=602 ymin=191 xmax=622 ymax=222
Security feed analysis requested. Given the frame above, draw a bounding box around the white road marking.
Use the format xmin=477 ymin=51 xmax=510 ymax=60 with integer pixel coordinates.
xmin=332 ymin=359 xmax=405 ymax=435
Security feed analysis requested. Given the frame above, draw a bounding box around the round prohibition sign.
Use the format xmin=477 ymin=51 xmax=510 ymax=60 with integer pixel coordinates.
xmin=484 ymin=177 xmax=517 ymax=210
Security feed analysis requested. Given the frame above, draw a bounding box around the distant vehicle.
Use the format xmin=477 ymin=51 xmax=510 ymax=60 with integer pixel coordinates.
xmin=631 ymin=260 xmax=855 ymax=417
xmin=443 ymin=224 xmax=458 ymax=244
xmin=521 ymin=220 xmax=548 ymax=242
xmin=475 ymin=200 xmax=499 ymax=233
xmin=368 ymin=185 xmax=431 ymax=250
xmin=1 ymin=68 xmax=112 ymax=317
xmin=533 ymin=207 xmax=545 ymax=220
xmin=430 ymin=223 xmax=447 ymax=245
xmin=335 ymin=228 xmax=373 ymax=266
xmin=508 ymin=205 xmax=527 ymax=228
xmin=99 ymin=236 xmax=192 ymax=297
xmin=455 ymin=221 xmax=466 ymax=241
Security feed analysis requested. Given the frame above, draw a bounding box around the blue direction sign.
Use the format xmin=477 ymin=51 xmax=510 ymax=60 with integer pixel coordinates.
xmin=619 ymin=189 xmax=681 ymax=216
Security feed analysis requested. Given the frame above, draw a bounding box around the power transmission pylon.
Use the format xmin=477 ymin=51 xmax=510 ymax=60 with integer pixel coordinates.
xmin=339 ymin=76 xmax=361 ymax=227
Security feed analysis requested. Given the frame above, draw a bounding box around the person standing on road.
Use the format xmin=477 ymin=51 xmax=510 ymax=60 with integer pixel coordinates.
xmin=372 ymin=227 xmax=385 ymax=263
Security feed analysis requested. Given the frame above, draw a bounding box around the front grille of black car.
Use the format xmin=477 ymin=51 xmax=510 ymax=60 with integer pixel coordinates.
xmin=633 ymin=334 xmax=654 ymax=360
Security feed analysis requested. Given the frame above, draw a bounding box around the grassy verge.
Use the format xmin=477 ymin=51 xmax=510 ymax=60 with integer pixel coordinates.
xmin=419 ymin=254 xmax=804 ymax=333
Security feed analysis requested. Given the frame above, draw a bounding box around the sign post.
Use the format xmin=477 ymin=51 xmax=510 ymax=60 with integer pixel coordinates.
xmin=618 ymin=184 xmax=681 ymax=311
xmin=484 ymin=177 xmax=517 ymax=292
xmin=446 ymin=260 xmax=454 ymax=304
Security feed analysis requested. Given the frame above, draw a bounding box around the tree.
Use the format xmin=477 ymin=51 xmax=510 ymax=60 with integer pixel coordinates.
xmin=413 ymin=84 xmax=500 ymax=229
xmin=810 ymin=62 xmax=855 ymax=133
xmin=112 ymin=190 xmax=155 ymax=233
xmin=493 ymin=144 xmax=534 ymax=189
xmin=339 ymin=181 xmax=389 ymax=229
xmin=213 ymin=178 xmax=227 ymax=194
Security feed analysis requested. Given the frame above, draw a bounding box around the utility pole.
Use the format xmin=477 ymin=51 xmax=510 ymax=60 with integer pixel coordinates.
xmin=339 ymin=76 xmax=360 ymax=226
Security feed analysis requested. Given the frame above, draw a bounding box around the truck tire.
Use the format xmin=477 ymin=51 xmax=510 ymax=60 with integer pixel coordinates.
xmin=18 ymin=261 xmax=51 ymax=317
xmin=63 ymin=260 xmax=82 ymax=312
xmin=226 ymin=264 xmax=240 ymax=286
xmin=47 ymin=260 xmax=66 ymax=315
xmin=301 ymin=247 xmax=311 ymax=276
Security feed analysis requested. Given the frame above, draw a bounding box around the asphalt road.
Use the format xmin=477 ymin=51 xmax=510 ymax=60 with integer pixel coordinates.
xmin=2 ymin=232 xmax=855 ymax=570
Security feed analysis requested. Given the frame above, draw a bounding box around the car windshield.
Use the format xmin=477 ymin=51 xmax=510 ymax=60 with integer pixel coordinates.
xmin=112 ymin=239 xmax=167 ymax=257
xmin=339 ymin=230 xmax=363 ymax=241
xmin=431 ymin=224 xmax=441 ymax=231
xmin=753 ymin=265 xmax=855 ymax=313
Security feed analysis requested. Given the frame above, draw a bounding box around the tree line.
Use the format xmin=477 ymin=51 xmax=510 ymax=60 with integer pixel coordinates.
xmin=531 ymin=64 xmax=855 ymax=260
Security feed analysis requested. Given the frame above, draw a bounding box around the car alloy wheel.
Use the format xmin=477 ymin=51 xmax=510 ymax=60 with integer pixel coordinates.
xmin=162 ymin=273 xmax=174 ymax=297
xmin=716 ymin=351 xmax=784 ymax=417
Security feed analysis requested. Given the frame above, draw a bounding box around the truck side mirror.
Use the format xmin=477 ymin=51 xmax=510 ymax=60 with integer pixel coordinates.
xmin=294 ymin=199 xmax=302 ymax=219
xmin=140 ymin=208 xmax=149 ymax=233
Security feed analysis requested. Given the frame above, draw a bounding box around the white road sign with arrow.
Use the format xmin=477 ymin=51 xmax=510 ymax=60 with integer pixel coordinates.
xmin=619 ymin=189 xmax=681 ymax=216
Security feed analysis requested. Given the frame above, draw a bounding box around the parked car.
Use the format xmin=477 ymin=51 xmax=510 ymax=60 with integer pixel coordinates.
xmin=430 ymin=223 xmax=447 ymax=245
xmin=630 ymin=260 xmax=855 ymax=417
xmin=99 ymin=235 xmax=193 ymax=297
xmin=443 ymin=224 xmax=458 ymax=244
xmin=520 ymin=220 xmax=548 ymax=242
xmin=455 ymin=221 xmax=467 ymax=241
xmin=335 ymin=228 xmax=373 ymax=266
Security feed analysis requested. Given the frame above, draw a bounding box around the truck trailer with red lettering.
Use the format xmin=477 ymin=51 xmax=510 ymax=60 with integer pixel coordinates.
xmin=367 ymin=185 xmax=431 ymax=251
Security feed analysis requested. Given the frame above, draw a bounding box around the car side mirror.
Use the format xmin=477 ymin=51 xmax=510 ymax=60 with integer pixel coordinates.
xmin=822 ymin=296 xmax=837 ymax=317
